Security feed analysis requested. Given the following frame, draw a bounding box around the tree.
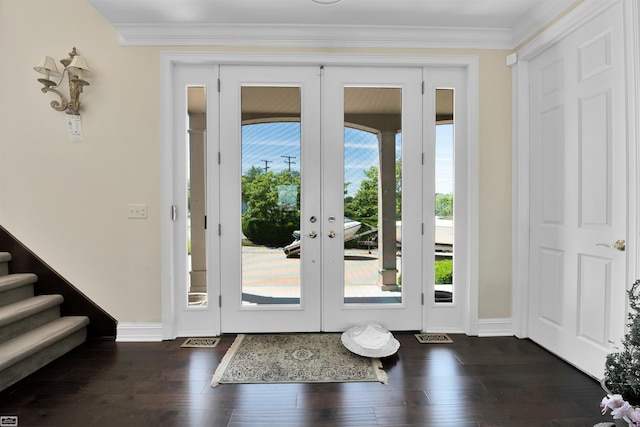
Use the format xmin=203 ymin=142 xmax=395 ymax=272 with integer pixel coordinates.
xmin=344 ymin=158 xmax=403 ymax=227
xmin=603 ymin=279 xmax=640 ymax=406
xmin=435 ymin=193 xmax=453 ymax=218
xmin=241 ymin=169 xmax=301 ymax=246
xmin=345 ymin=165 xmax=379 ymax=226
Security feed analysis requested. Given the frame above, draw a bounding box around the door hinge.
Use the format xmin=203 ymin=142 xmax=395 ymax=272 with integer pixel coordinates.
xmin=218 ymin=151 xmax=221 ymax=164
xmin=218 ymin=224 xmax=221 ymax=236
xmin=421 ymin=223 xmax=424 ymax=235
xmin=421 ymin=81 xmax=425 ymax=95
xmin=204 ymin=215 xmax=207 ymax=230
xmin=219 ymin=295 xmax=222 ymax=307
xmin=421 ymin=293 xmax=424 ymax=305
xmin=421 ymin=152 xmax=424 ymax=165
xmin=171 ymin=205 xmax=177 ymax=221
xmin=217 ymin=78 xmax=221 ymax=93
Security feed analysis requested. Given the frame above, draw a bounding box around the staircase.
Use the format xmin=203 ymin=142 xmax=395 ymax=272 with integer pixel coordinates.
xmin=0 ymin=252 xmax=89 ymax=391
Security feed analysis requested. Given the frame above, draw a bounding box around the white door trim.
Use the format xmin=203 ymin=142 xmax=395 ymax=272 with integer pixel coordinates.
xmin=161 ymin=52 xmax=479 ymax=339
xmin=510 ymin=0 xmax=639 ymax=339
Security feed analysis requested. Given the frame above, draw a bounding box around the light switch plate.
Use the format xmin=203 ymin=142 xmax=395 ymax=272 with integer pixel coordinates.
xmin=128 ymin=204 xmax=148 ymax=219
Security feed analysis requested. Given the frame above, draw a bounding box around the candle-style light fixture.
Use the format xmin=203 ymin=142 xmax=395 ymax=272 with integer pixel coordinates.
xmin=34 ymin=47 xmax=90 ymax=115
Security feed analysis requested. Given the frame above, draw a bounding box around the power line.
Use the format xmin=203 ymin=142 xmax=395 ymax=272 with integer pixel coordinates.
xmin=281 ymin=155 xmax=296 ymax=172
xmin=260 ymin=159 xmax=272 ymax=173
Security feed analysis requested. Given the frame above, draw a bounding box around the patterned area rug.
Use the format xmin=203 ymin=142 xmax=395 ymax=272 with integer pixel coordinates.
xmin=211 ymin=334 xmax=387 ymax=387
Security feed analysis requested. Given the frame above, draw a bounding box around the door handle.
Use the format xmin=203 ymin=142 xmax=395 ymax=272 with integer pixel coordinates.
xmin=327 ymin=231 xmax=336 ymax=238
xmin=308 ymin=231 xmax=317 ymax=238
xmin=597 ymin=240 xmax=625 ymax=251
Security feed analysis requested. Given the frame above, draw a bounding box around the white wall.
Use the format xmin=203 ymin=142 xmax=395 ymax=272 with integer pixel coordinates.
xmin=0 ymin=0 xmax=512 ymax=323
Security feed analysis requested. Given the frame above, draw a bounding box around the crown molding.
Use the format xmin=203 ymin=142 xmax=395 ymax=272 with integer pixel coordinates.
xmin=114 ymin=23 xmax=514 ymax=49
xmin=510 ymin=0 xmax=576 ymax=48
xmin=91 ymin=1 xmax=581 ymax=50
xmin=517 ymin=0 xmax=621 ymax=60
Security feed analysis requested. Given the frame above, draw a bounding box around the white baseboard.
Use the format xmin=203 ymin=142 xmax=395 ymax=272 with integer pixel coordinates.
xmin=116 ymin=322 xmax=164 ymax=342
xmin=113 ymin=319 xmax=512 ymax=341
xmin=477 ymin=318 xmax=513 ymax=337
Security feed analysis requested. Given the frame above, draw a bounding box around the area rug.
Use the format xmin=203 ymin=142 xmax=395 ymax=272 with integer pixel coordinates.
xmin=211 ymin=334 xmax=387 ymax=387
xmin=181 ymin=337 xmax=220 ymax=348
xmin=414 ymin=333 xmax=454 ymax=344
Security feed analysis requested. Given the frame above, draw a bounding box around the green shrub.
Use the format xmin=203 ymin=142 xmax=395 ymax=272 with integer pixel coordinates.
xmin=435 ymin=259 xmax=453 ymax=284
xmin=242 ymin=216 xmax=298 ymax=247
xmin=241 ymin=168 xmax=301 ymax=247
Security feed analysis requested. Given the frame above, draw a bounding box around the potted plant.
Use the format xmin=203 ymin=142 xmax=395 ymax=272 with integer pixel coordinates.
xmin=600 ymin=279 xmax=640 ymax=426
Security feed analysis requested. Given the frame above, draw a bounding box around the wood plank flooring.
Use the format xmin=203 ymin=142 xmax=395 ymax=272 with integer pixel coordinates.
xmin=0 ymin=333 xmax=614 ymax=426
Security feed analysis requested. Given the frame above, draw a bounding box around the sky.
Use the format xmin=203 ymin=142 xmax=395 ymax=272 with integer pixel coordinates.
xmin=241 ymin=122 xmax=453 ymax=196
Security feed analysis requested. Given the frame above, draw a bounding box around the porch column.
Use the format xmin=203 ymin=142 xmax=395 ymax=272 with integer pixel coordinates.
xmin=188 ymin=114 xmax=207 ymax=294
xmin=378 ymin=130 xmax=399 ymax=291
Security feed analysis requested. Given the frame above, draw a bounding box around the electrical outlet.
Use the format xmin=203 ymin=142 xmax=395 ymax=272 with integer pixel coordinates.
xmin=128 ymin=204 xmax=148 ymax=219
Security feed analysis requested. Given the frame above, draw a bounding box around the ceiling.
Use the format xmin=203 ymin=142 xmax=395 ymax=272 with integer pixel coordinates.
xmin=87 ymin=0 xmax=577 ymax=49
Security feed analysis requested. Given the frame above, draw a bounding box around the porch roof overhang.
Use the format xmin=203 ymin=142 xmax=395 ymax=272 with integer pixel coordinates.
xmin=188 ymin=86 xmax=454 ymax=129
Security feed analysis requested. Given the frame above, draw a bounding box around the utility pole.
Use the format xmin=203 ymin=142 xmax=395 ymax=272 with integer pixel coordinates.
xmin=260 ymin=159 xmax=272 ymax=173
xmin=281 ymin=155 xmax=296 ymax=172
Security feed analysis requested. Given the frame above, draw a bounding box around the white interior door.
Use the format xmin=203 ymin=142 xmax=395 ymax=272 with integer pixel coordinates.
xmin=528 ymin=2 xmax=627 ymax=378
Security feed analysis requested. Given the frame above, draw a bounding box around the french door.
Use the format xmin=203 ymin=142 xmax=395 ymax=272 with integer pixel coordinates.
xmin=219 ymin=65 xmax=423 ymax=332
xmin=219 ymin=66 xmax=321 ymax=332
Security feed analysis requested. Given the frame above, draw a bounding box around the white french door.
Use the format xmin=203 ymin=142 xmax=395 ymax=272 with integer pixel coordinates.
xmin=162 ymin=53 xmax=479 ymax=339
xmin=219 ymin=65 xmax=423 ymax=332
xmin=219 ymin=66 xmax=321 ymax=332
xmin=321 ymin=67 xmax=423 ymax=331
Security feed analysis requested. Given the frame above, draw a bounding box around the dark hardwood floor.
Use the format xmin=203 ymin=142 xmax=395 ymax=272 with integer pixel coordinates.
xmin=0 ymin=333 xmax=613 ymax=426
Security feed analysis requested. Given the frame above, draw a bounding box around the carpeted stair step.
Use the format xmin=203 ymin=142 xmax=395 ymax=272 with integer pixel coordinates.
xmin=0 ymin=316 xmax=89 ymax=392
xmin=0 ymin=252 xmax=10 ymax=276
xmin=0 ymin=273 xmax=37 ymax=308
xmin=0 ymin=294 xmax=64 ymax=344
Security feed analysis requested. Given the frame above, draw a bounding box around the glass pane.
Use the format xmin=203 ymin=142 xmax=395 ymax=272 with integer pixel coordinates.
xmin=435 ymin=89 xmax=454 ymax=304
xmin=187 ymin=86 xmax=207 ymax=307
xmin=343 ymin=87 xmax=402 ymax=304
xmin=240 ymin=86 xmax=302 ymax=305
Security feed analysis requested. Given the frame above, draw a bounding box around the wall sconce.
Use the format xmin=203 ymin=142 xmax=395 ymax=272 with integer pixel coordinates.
xmin=34 ymin=47 xmax=90 ymax=115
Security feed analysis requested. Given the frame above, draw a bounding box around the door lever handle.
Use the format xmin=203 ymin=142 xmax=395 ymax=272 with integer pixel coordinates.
xmin=597 ymin=240 xmax=625 ymax=251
